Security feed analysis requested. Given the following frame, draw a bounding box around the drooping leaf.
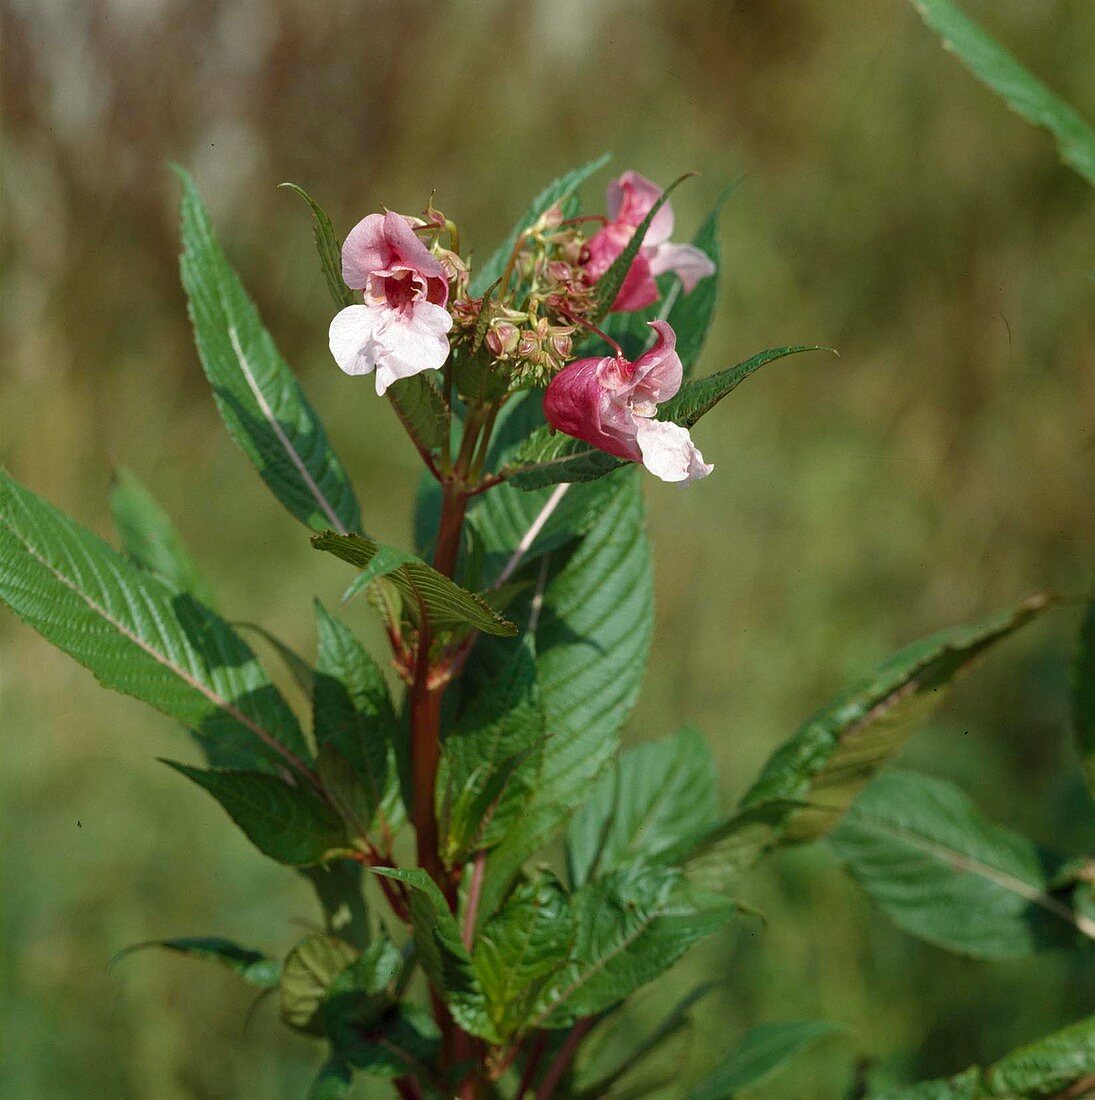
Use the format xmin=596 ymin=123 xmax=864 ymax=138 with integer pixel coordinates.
xmin=113 ymin=936 xmax=280 ymax=989
xmin=313 ymin=602 xmax=403 ymax=834
xmin=658 ymin=346 xmax=832 ymax=429
xmin=907 ymin=0 xmax=1095 ymax=186
xmin=1073 ymin=603 xmax=1095 ymax=801
xmin=109 ymin=466 xmax=216 ymax=606
xmin=439 ymin=636 xmax=544 ymax=865
xmin=0 ymin=470 xmax=308 ymax=771
xmin=985 ymin=1012 xmax=1095 ymax=1096
xmin=311 ymin=531 xmax=516 ymax=637
xmin=280 ymin=182 xmax=354 ymax=309
xmin=830 ymin=769 xmax=1091 ymax=959
xmin=689 ymin=1020 xmax=841 ymax=1100
xmin=470 ymin=154 xmax=611 ymax=296
xmin=740 ymin=594 xmax=1051 ymax=845
xmin=164 ymin=761 xmax=348 ymax=866
xmin=280 ymin=933 xmax=358 ymax=1032
xmin=477 ymin=473 xmax=654 ymax=918
xmin=473 ymin=869 xmax=575 ymax=1040
xmin=176 ymin=168 xmax=362 ymax=534
xmin=370 ymin=867 xmax=496 ymax=1041
xmin=567 ymin=726 xmax=719 ymax=887
xmin=537 ymin=865 xmax=736 ymax=1028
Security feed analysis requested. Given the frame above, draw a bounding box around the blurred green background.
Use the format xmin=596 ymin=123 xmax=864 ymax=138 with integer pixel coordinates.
xmin=2 ymin=0 xmax=1094 ymax=1096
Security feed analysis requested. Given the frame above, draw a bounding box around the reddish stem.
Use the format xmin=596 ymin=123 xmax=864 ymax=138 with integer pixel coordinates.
xmin=393 ymin=1077 xmax=424 ymax=1100
xmin=534 ymin=1019 xmax=595 ymax=1100
xmin=514 ymin=1033 xmax=549 ymax=1098
xmin=462 ymin=850 xmax=487 ymax=949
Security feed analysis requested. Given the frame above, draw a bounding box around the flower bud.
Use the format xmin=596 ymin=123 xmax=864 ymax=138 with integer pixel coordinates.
xmin=486 ymin=321 xmax=520 ymax=358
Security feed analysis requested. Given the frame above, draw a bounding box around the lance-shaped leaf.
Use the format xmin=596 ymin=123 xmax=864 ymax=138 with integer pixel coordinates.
xmin=470 ymin=153 xmax=611 ymax=295
xmin=739 ymin=594 xmax=1051 ymax=844
xmin=477 ymin=473 xmax=654 ymax=918
xmin=504 ymin=346 xmax=826 ymax=492
xmin=370 ymin=867 xmax=496 ymax=1040
xmin=907 ymin=0 xmax=1095 ymax=187
xmin=113 ymin=936 xmax=280 ymax=989
xmin=689 ymin=1020 xmax=841 ymax=1100
xmin=313 ymin=602 xmax=403 ymax=833
xmin=567 ymin=726 xmax=719 ymax=887
xmin=109 ymin=467 xmax=216 ymax=606
xmin=165 ymin=762 xmax=348 ymax=866
xmin=473 ymin=869 xmax=575 ymax=1040
xmin=590 ymin=173 xmax=691 ymax=321
xmin=280 ymin=182 xmax=354 ymax=309
xmin=830 ymin=769 xmax=1094 ymax=959
xmin=536 ymin=865 xmax=736 ymax=1028
xmin=1073 ymin=603 xmax=1095 ymax=802
xmin=311 ymin=531 xmax=516 ymax=637
xmin=439 ymin=636 xmax=544 ymax=865
xmin=985 ymin=1013 xmax=1095 ymax=1096
xmin=0 ymin=470 xmax=308 ymax=771
xmin=658 ymin=345 xmax=832 ymax=429
xmin=177 ymin=169 xmax=362 ymax=534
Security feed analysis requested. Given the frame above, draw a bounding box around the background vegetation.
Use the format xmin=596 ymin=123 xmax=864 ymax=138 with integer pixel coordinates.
xmin=2 ymin=0 xmax=1094 ymax=1096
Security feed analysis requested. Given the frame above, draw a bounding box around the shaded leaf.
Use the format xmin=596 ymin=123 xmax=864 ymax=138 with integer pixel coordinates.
xmin=870 ymin=1067 xmax=984 ymax=1100
xmin=908 ymin=0 xmax=1095 ymax=186
xmin=164 ymin=761 xmax=348 ymax=866
xmin=280 ymin=933 xmax=357 ymax=1032
xmin=0 ymin=470 xmax=308 ymax=771
xmin=235 ymin=620 xmax=315 ymax=697
xmin=985 ymin=1013 xmax=1095 ymax=1096
xmin=109 ymin=466 xmax=216 ymax=606
xmin=312 ymin=531 xmax=516 ymax=637
xmin=690 ymin=1020 xmax=841 ymax=1100
xmin=831 ymin=769 xmax=1093 ymax=959
xmin=177 ymin=168 xmax=361 ymax=534
xmin=307 ymin=1060 xmax=353 ymax=1100
xmin=114 ymin=936 xmax=280 ymax=989
xmin=386 ymin=373 xmax=451 ymax=457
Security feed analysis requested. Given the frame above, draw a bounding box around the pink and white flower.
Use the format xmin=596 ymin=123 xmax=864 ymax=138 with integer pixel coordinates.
xmin=543 ymin=320 xmax=712 ymax=483
xmin=584 ymin=171 xmax=717 ymax=313
xmin=328 ymin=211 xmax=453 ymax=395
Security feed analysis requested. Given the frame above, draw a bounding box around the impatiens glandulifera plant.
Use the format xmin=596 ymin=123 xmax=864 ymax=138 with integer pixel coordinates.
xmin=2 ymin=159 xmax=1094 ymax=1100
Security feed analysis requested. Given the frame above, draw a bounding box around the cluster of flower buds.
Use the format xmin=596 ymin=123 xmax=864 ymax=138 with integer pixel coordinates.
xmin=328 ymin=170 xmax=718 ymax=481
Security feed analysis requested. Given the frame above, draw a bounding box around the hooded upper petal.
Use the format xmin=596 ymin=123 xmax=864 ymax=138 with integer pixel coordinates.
xmin=606 ymin=170 xmax=675 ymax=245
xmin=342 ymin=210 xmax=448 ymax=305
xmin=628 ymin=321 xmax=683 ymax=406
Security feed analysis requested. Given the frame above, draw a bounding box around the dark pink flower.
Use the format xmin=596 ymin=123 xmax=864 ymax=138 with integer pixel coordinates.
xmin=543 ymin=321 xmax=712 ymax=483
xmin=584 ymin=171 xmax=717 ymax=313
xmin=329 ymin=211 xmax=452 ymax=395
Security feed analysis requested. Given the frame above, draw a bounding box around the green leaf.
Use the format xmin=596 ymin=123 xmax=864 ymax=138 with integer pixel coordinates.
xmin=567 ymin=727 xmax=719 ymax=887
xmin=830 ymin=769 xmax=1093 ymax=960
xmin=235 ymin=620 xmax=315 ymax=697
xmin=0 ymin=470 xmax=308 ymax=771
xmin=279 ymin=182 xmax=354 ymax=309
xmin=386 ymin=373 xmax=451 ymax=457
xmin=740 ymin=594 xmax=1051 ymax=844
xmin=109 ymin=467 xmax=216 ymax=606
xmin=985 ymin=1013 xmax=1095 ymax=1096
xmin=321 ymin=938 xmax=404 ymax=1054
xmin=280 ymin=933 xmax=358 ymax=1032
xmin=1073 ymin=603 xmax=1095 ymax=801
xmin=329 ymin=1004 xmax=441 ymax=1081
xmin=591 ymin=174 xmax=691 ymax=320
xmin=478 ymin=473 xmax=654 ymax=918
xmin=504 ymin=428 xmax=625 ymax=491
xmin=870 ymin=1067 xmax=984 ymax=1100
xmin=473 ymin=869 xmax=575 ymax=1040
xmin=370 ymin=867 xmax=495 ymax=1041
xmin=176 ymin=168 xmax=362 ymax=534
xmin=307 ymin=1060 xmax=353 ymax=1100
xmin=907 ymin=0 xmax=1095 ymax=186
xmin=690 ymin=1020 xmax=841 ymax=1100
xmin=164 ymin=761 xmax=348 ymax=866
xmin=439 ymin=636 xmax=544 ymax=865
xmin=659 ymin=346 xmax=832 ymax=429
xmin=313 ymin=602 xmax=403 ymax=834
xmin=301 ymin=860 xmax=371 ymax=950
xmin=470 ymin=154 xmax=611 ymax=295
xmin=113 ymin=936 xmax=280 ymax=989
xmin=312 ymin=531 xmax=517 ymax=637
xmin=537 ymin=865 xmax=736 ymax=1028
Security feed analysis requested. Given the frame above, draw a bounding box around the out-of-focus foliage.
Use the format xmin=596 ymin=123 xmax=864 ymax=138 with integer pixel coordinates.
xmin=2 ymin=0 xmax=1093 ymax=1097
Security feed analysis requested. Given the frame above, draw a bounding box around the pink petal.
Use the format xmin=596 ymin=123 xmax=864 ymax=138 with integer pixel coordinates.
xmin=629 ymin=321 xmax=683 ymax=405
xmin=341 ymin=210 xmax=447 ymax=306
xmin=607 ymin=171 xmax=675 ymax=245
xmin=341 ymin=214 xmax=390 ymax=290
xmin=647 ymin=241 xmax=716 ymax=293
xmin=543 ymin=357 xmax=641 ymax=462
xmin=633 ymin=418 xmax=712 ymax=483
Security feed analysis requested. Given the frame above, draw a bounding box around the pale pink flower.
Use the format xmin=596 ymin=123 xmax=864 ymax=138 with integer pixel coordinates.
xmin=328 ymin=211 xmax=453 ymax=395
xmin=584 ymin=171 xmax=716 ymax=313
xmin=543 ymin=320 xmax=712 ymax=483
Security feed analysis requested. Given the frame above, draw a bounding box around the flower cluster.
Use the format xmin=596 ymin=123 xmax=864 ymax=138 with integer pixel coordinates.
xmin=329 ymin=170 xmax=716 ymax=482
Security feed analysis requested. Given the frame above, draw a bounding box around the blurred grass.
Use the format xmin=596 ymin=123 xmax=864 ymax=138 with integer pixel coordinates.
xmin=2 ymin=0 xmax=1094 ymax=1096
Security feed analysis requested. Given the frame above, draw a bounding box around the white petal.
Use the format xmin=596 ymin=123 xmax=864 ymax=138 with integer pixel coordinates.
xmin=634 ymin=417 xmax=713 ymax=483
xmin=328 ymin=305 xmax=382 ymax=377
xmin=647 ymin=242 xmax=716 ymax=293
xmin=370 ymin=301 xmax=452 ymax=396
